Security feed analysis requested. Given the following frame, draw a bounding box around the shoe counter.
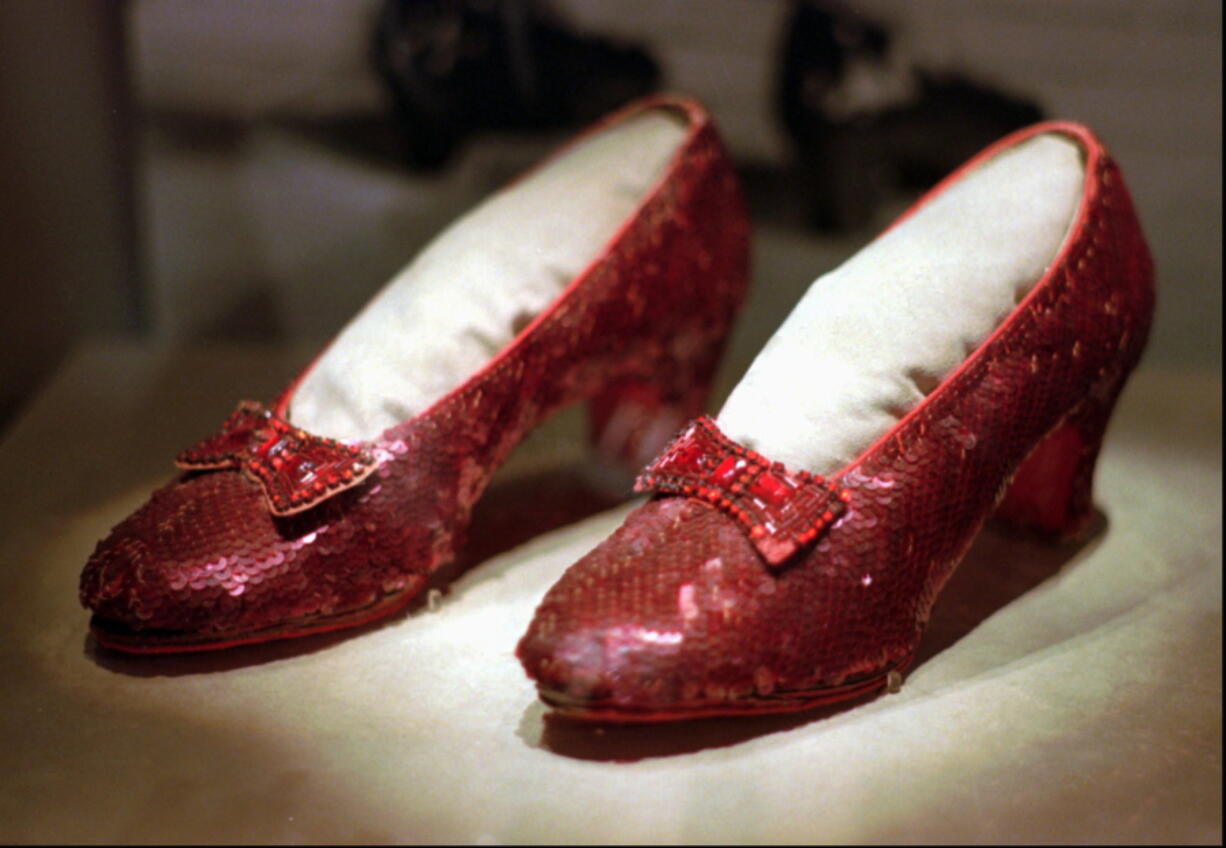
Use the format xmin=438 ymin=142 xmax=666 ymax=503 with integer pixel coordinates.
xmin=0 ymin=339 xmax=1218 ymax=843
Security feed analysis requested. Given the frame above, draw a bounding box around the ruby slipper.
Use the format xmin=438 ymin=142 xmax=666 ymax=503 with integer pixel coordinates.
xmin=517 ymin=121 xmax=1154 ymax=721
xmin=79 ymin=95 xmax=749 ymax=653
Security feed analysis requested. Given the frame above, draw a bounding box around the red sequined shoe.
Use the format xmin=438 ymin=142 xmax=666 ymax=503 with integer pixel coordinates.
xmin=517 ymin=121 xmax=1154 ymax=721
xmin=80 ymin=95 xmax=749 ymax=653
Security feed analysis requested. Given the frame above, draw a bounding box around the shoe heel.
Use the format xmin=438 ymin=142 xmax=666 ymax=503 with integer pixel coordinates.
xmin=994 ymin=384 xmax=1123 ymax=541
xmin=587 ymin=332 xmax=727 ymax=477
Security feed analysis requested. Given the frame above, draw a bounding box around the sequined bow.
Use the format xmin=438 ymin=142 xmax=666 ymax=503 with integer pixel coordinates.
xmin=635 ymin=417 xmax=850 ymax=566
xmin=176 ymin=401 xmax=378 ymax=516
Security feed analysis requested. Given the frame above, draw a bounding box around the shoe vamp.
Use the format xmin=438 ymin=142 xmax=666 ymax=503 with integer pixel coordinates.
xmin=522 ymin=497 xmax=908 ymax=703
xmin=79 ymin=469 xmax=405 ymax=633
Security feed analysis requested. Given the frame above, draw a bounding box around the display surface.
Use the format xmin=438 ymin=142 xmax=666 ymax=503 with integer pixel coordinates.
xmin=0 ymin=342 xmax=1218 ymax=843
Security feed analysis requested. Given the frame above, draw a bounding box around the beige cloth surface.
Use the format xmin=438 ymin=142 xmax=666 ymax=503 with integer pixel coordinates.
xmin=0 ymin=340 xmax=1220 ymax=844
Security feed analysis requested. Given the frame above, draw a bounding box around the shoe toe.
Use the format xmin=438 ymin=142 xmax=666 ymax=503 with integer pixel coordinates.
xmin=80 ymin=470 xmax=329 ymax=638
xmin=519 ymin=497 xmax=793 ymax=713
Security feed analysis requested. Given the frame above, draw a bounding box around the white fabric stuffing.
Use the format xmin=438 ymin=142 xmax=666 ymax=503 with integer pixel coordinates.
xmin=291 ymin=109 xmax=687 ymax=441
xmin=717 ymin=133 xmax=1085 ymax=475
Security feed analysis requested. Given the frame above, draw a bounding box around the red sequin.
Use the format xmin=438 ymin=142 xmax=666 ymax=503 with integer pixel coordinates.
xmin=176 ymin=401 xmax=376 ymax=516
xmin=518 ymin=121 xmax=1156 ymax=722
xmin=78 ymin=95 xmax=751 ymax=652
xmin=635 ymin=417 xmax=850 ymax=565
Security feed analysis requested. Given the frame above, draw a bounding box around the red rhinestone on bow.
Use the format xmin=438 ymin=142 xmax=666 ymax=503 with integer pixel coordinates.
xmin=635 ymin=417 xmax=851 ymax=566
xmin=176 ymin=401 xmax=378 ymax=516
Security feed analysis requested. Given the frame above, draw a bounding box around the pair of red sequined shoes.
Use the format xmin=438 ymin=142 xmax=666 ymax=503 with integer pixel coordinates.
xmin=80 ymin=95 xmax=1153 ymax=723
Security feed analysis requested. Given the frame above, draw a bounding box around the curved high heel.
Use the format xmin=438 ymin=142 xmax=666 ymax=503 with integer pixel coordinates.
xmin=79 ymin=95 xmax=749 ymax=653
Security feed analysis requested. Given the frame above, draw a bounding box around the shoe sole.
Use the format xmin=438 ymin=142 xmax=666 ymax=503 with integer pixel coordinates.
xmin=88 ymin=577 xmax=425 ymax=654
xmin=535 ymin=655 xmax=914 ymax=723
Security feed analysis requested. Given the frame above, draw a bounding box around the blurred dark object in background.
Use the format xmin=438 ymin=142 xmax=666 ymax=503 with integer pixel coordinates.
xmin=778 ymin=0 xmax=1044 ymax=232
xmin=374 ymin=0 xmax=661 ymax=170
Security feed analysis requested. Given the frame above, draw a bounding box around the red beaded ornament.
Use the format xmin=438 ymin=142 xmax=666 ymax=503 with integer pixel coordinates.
xmin=175 ymin=401 xmax=377 ymax=517
xmin=635 ymin=417 xmax=850 ymax=565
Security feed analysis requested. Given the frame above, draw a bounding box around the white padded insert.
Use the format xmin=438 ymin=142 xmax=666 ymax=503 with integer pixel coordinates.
xmin=717 ymin=133 xmax=1085 ymax=475
xmin=290 ymin=109 xmax=688 ymax=441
